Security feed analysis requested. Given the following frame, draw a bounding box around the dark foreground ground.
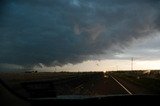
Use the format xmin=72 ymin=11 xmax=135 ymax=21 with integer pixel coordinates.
xmin=0 ymin=70 xmax=160 ymax=99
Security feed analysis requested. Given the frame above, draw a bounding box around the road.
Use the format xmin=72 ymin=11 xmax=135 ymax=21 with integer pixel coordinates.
xmin=66 ymin=74 xmax=153 ymax=96
xmin=90 ymin=74 xmax=132 ymax=95
xmin=1 ymin=72 xmax=158 ymax=99
xmin=9 ymin=72 xmax=154 ymax=97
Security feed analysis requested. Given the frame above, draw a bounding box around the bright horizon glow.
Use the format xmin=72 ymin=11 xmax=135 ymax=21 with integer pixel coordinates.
xmin=34 ymin=59 xmax=160 ymax=72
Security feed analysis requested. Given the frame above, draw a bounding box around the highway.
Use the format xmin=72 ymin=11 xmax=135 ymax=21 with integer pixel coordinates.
xmin=86 ymin=74 xmax=133 ymax=95
xmin=2 ymin=72 xmax=155 ymax=98
xmin=110 ymin=75 xmax=132 ymax=95
xmin=64 ymin=73 xmax=153 ymax=96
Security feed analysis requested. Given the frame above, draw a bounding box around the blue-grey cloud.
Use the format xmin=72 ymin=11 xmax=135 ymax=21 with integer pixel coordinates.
xmin=0 ymin=0 xmax=160 ymax=67
xmin=114 ymin=33 xmax=160 ymax=60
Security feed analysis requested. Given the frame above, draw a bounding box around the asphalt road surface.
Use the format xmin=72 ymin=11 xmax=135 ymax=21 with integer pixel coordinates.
xmin=68 ymin=74 xmax=153 ymax=96
xmin=2 ymin=73 xmax=154 ymax=97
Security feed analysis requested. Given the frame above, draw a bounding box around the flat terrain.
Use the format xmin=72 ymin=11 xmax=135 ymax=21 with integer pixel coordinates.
xmin=0 ymin=71 xmax=160 ymax=98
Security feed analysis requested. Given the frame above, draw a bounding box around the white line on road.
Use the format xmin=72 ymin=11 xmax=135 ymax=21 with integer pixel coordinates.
xmin=110 ymin=75 xmax=133 ymax=95
xmin=75 ymin=84 xmax=84 ymax=89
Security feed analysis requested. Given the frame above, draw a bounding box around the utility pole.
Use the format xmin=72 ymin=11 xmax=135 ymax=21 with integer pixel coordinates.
xmin=116 ymin=65 xmax=118 ymax=71
xmin=131 ymin=57 xmax=133 ymax=71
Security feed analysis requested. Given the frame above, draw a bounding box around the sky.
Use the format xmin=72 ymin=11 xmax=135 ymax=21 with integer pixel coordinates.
xmin=0 ymin=0 xmax=160 ymax=72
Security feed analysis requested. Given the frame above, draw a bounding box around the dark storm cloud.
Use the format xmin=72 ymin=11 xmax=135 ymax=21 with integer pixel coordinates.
xmin=114 ymin=33 xmax=160 ymax=60
xmin=0 ymin=0 xmax=160 ymax=66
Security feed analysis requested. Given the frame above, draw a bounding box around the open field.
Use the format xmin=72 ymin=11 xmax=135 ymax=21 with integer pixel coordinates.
xmin=0 ymin=70 xmax=160 ymax=98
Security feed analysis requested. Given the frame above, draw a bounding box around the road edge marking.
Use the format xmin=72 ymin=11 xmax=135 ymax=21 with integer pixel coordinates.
xmin=110 ymin=75 xmax=133 ymax=95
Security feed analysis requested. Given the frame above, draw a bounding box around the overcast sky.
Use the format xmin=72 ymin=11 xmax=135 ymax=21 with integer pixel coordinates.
xmin=0 ymin=0 xmax=160 ymax=71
